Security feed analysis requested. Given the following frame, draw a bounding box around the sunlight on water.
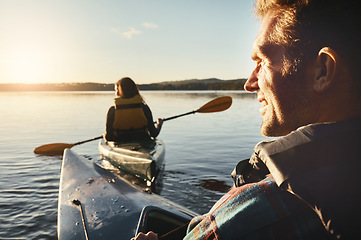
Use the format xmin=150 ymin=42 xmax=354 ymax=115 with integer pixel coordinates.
xmin=0 ymin=91 xmax=266 ymax=239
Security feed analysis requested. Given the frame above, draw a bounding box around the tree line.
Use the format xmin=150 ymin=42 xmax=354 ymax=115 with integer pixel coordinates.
xmin=0 ymin=78 xmax=247 ymax=91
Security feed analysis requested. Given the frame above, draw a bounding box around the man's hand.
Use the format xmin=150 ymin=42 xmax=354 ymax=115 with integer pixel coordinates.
xmin=131 ymin=231 xmax=158 ymax=240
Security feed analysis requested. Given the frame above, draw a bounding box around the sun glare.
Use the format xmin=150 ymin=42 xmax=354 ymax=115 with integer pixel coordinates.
xmin=8 ymin=51 xmax=48 ymax=84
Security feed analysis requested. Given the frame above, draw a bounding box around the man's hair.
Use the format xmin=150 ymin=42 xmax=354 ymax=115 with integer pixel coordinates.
xmin=255 ymin=0 xmax=361 ymax=88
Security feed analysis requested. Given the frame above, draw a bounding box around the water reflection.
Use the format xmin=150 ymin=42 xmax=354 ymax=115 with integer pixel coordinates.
xmin=197 ymin=179 xmax=232 ymax=193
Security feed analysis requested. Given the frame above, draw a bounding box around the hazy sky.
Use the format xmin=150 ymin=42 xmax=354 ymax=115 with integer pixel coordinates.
xmin=0 ymin=0 xmax=260 ymax=84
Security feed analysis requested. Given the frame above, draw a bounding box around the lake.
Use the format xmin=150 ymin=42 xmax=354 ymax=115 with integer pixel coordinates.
xmin=0 ymin=90 xmax=267 ymax=239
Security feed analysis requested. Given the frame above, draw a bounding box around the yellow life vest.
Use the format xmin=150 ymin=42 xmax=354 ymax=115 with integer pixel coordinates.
xmin=112 ymin=95 xmax=148 ymax=137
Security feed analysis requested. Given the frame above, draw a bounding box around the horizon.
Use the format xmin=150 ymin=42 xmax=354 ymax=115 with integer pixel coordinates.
xmin=0 ymin=77 xmax=247 ymax=85
xmin=0 ymin=1 xmax=259 ymax=85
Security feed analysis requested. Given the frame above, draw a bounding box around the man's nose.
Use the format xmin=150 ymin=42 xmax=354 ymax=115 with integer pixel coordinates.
xmin=244 ymin=70 xmax=259 ymax=92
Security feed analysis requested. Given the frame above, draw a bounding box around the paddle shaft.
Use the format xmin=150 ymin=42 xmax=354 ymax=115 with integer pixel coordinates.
xmin=157 ymin=96 xmax=232 ymax=123
xmin=163 ymin=110 xmax=196 ymax=122
xmin=73 ymin=136 xmax=103 ymax=146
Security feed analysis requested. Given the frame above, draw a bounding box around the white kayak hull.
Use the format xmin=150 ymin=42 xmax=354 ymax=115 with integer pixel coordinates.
xmin=58 ymin=149 xmax=197 ymax=240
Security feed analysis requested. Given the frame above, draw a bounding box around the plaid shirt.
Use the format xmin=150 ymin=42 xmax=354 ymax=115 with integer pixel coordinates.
xmin=184 ymin=177 xmax=329 ymax=240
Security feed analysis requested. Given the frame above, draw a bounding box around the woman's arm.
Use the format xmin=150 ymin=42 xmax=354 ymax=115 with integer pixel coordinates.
xmin=142 ymin=104 xmax=163 ymax=138
xmin=104 ymin=106 xmax=116 ymax=141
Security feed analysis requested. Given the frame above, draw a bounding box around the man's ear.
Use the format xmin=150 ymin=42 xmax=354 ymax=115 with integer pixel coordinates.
xmin=313 ymin=47 xmax=338 ymax=93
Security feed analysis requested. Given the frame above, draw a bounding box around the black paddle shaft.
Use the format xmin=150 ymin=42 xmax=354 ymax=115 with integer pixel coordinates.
xmin=163 ymin=110 xmax=196 ymax=122
xmin=74 ymin=136 xmax=103 ymax=146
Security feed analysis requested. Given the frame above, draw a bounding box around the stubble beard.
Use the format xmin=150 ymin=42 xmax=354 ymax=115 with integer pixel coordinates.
xmin=260 ymin=59 xmax=310 ymax=137
xmin=260 ymin=107 xmax=289 ymax=137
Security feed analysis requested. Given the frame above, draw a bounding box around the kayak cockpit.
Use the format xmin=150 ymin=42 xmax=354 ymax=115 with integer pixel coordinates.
xmin=98 ymin=139 xmax=165 ymax=185
xmin=136 ymin=206 xmax=191 ymax=238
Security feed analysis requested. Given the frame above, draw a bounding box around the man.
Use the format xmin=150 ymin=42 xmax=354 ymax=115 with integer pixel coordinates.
xmin=134 ymin=0 xmax=361 ymax=239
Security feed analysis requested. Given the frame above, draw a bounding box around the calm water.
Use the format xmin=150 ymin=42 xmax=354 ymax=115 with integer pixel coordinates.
xmin=0 ymin=91 xmax=266 ymax=239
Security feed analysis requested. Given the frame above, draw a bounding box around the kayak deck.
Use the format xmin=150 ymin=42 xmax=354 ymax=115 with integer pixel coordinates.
xmin=98 ymin=139 xmax=165 ymax=185
xmin=58 ymin=149 xmax=196 ymax=240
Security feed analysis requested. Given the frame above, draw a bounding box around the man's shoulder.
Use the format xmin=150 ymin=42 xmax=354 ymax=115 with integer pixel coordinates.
xmin=210 ymin=178 xmax=300 ymax=217
xmin=186 ymin=178 xmax=328 ymax=239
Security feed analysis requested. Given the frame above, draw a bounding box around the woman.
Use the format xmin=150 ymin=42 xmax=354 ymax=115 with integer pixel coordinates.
xmin=104 ymin=77 xmax=163 ymax=142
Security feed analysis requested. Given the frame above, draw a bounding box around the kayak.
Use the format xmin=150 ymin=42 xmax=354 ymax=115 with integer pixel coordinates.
xmin=58 ymin=149 xmax=198 ymax=240
xmin=98 ymin=139 xmax=165 ymax=185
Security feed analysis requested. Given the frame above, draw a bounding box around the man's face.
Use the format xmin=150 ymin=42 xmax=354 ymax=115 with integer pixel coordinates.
xmin=245 ymin=12 xmax=313 ymax=137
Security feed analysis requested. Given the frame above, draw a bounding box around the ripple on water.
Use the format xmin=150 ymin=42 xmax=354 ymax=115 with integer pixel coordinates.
xmin=0 ymin=154 xmax=60 ymax=239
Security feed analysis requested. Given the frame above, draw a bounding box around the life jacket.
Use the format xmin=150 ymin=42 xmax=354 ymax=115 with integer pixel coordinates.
xmin=112 ymin=95 xmax=148 ymax=137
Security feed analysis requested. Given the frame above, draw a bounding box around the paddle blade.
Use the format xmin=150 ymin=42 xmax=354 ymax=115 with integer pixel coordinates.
xmin=33 ymin=143 xmax=75 ymax=156
xmin=197 ymin=96 xmax=232 ymax=113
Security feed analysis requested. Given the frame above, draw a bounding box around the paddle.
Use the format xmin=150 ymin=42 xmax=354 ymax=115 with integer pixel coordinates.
xmin=33 ymin=135 xmax=103 ymax=156
xmin=34 ymin=96 xmax=232 ymax=156
xmin=163 ymin=96 xmax=232 ymax=122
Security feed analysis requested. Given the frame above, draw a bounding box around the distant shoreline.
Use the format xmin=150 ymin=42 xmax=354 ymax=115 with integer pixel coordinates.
xmin=0 ymin=78 xmax=247 ymax=91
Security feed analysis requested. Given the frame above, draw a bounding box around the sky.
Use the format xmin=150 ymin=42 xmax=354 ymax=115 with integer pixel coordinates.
xmin=0 ymin=0 xmax=260 ymax=84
